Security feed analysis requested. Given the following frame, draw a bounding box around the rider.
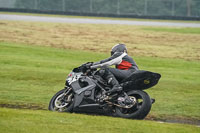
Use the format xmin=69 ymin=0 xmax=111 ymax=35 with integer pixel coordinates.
xmin=91 ymin=44 xmax=139 ymax=95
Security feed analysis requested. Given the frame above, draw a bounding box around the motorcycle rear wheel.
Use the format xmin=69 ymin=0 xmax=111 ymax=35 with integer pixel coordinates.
xmin=115 ymin=90 xmax=152 ymax=119
xmin=48 ymin=89 xmax=74 ymax=112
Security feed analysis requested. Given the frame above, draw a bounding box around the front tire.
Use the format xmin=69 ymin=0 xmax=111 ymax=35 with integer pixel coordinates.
xmin=115 ymin=90 xmax=152 ymax=119
xmin=48 ymin=89 xmax=74 ymax=112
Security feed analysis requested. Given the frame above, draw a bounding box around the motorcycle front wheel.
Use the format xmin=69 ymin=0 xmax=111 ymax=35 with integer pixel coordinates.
xmin=48 ymin=88 xmax=74 ymax=112
xmin=115 ymin=90 xmax=152 ymax=119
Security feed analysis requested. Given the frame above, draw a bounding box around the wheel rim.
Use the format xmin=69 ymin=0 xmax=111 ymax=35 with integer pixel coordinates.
xmin=118 ymin=93 xmax=144 ymax=115
xmin=53 ymin=93 xmax=73 ymax=112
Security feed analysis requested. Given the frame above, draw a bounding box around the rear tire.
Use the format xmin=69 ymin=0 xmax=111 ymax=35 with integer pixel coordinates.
xmin=115 ymin=90 xmax=152 ymax=119
xmin=48 ymin=89 xmax=74 ymax=112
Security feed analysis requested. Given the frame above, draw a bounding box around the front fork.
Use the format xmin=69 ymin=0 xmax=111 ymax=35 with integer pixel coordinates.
xmin=60 ymin=86 xmax=73 ymax=102
xmin=64 ymin=86 xmax=72 ymax=94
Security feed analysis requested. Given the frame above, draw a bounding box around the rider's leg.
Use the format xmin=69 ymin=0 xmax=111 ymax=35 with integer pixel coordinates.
xmin=99 ymin=67 xmax=122 ymax=94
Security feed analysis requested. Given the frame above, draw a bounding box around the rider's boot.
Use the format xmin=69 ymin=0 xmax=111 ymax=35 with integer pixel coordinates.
xmin=105 ymin=75 xmax=122 ymax=96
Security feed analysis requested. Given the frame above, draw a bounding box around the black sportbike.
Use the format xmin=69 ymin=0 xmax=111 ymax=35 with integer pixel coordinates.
xmin=49 ymin=63 xmax=161 ymax=119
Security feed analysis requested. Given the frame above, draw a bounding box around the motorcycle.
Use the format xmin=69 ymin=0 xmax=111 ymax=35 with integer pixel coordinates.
xmin=49 ymin=62 xmax=161 ymax=119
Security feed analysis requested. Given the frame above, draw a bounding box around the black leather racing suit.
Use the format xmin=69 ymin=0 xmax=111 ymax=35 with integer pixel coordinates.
xmin=91 ymin=52 xmax=139 ymax=82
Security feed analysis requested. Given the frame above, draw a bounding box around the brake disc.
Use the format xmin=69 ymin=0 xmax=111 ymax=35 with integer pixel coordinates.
xmin=54 ymin=93 xmax=71 ymax=108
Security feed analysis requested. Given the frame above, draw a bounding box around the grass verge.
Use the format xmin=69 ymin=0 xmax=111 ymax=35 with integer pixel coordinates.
xmin=142 ymin=27 xmax=200 ymax=34
xmin=0 ymin=107 xmax=200 ymax=133
xmin=0 ymin=20 xmax=200 ymax=60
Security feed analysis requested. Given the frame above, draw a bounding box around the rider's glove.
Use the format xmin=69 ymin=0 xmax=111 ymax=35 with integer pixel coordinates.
xmin=81 ymin=62 xmax=93 ymax=73
xmin=85 ymin=62 xmax=93 ymax=69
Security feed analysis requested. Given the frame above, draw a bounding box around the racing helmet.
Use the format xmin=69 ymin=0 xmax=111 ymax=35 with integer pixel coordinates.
xmin=111 ymin=44 xmax=127 ymax=56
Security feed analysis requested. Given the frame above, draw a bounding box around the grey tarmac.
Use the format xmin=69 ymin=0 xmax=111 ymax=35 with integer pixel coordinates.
xmin=0 ymin=14 xmax=200 ymax=28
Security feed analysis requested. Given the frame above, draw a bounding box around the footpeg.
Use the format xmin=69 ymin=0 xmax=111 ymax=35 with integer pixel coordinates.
xmin=151 ymin=98 xmax=155 ymax=104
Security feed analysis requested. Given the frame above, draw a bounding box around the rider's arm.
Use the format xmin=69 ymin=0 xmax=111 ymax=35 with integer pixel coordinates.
xmin=91 ymin=52 xmax=127 ymax=69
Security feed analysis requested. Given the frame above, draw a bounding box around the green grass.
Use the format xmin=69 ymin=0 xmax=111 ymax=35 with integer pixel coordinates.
xmin=0 ymin=42 xmax=105 ymax=105
xmin=0 ymin=20 xmax=200 ymax=61
xmin=0 ymin=108 xmax=199 ymax=133
xmin=0 ymin=14 xmax=200 ymax=132
xmin=0 ymin=42 xmax=200 ymax=121
xmin=142 ymin=27 xmax=200 ymax=34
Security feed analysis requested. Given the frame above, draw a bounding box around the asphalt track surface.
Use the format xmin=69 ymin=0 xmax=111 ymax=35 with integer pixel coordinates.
xmin=0 ymin=14 xmax=200 ymax=28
